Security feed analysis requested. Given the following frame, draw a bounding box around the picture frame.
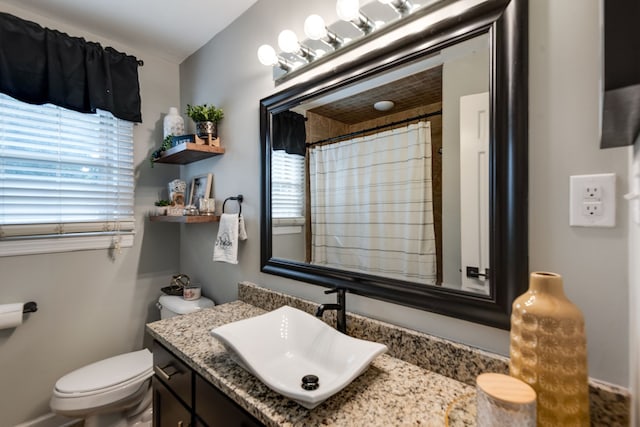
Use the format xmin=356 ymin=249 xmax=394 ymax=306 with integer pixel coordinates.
xmin=188 ymin=173 xmax=213 ymax=206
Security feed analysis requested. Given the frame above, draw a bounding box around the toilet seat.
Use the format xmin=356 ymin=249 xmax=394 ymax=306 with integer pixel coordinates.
xmin=51 ymin=349 xmax=153 ymax=414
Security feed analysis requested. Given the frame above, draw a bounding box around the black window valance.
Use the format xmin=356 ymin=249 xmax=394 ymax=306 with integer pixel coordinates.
xmin=0 ymin=12 xmax=142 ymax=122
xmin=272 ymin=110 xmax=306 ymax=156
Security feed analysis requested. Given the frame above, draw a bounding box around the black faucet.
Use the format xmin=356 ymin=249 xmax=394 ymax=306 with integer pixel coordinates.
xmin=315 ymin=288 xmax=347 ymax=333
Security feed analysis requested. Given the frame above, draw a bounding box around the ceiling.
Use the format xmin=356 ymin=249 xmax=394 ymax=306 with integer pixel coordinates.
xmin=308 ymin=66 xmax=443 ymax=125
xmin=0 ymin=0 xmax=258 ymax=63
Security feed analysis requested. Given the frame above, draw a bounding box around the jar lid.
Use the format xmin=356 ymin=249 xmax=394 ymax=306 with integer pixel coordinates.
xmin=476 ymin=373 xmax=536 ymax=404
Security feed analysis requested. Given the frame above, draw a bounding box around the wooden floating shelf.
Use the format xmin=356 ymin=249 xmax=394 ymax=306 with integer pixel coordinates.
xmin=154 ymin=142 xmax=225 ymax=165
xmin=149 ymin=215 xmax=220 ymax=223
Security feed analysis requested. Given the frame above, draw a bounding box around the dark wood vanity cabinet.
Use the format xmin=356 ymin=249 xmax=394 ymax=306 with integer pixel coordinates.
xmin=152 ymin=340 xmax=264 ymax=427
xmin=153 ymin=376 xmax=191 ymax=426
xmin=194 ymin=374 xmax=263 ymax=427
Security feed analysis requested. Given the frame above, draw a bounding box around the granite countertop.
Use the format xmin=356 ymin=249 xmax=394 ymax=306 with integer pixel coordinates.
xmin=146 ymin=300 xmax=475 ymax=426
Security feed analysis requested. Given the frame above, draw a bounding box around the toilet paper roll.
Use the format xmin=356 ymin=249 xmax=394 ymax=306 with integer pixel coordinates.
xmin=0 ymin=303 xmax=24 ymax=329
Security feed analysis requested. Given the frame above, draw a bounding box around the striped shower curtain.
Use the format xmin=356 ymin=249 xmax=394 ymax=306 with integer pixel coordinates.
xmin=309 ymin=121 xmax=436 ymax=284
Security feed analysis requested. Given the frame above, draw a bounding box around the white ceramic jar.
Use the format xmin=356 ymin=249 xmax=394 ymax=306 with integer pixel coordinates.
xmin=163 ymin=107 xmax=185 ymax=138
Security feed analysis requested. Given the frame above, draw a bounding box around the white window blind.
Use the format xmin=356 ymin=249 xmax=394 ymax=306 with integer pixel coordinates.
xmin=0 ymin=93 xmax=135 ymax=255
xmin=271 ymin=150 xmax=304 ymax=218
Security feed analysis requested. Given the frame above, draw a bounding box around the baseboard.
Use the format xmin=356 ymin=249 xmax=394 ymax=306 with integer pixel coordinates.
xmin=14 ymin=413 xmax=81 ymax=427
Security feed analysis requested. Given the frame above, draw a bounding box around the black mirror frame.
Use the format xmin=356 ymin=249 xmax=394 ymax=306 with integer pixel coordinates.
xmin=260 ymin=0 xmax=528 ymax=330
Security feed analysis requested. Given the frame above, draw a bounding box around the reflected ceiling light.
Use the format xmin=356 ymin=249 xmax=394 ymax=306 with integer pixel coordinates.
xmin=304 ymin=15 xmax=327 ymax=40
xmin=336 ymin=0 xmax=360 ymax=21
xmin=374 ymin=100 xmax=395 ymax=111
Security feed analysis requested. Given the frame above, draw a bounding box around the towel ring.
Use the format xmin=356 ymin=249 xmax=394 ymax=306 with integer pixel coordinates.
xmin=222 ymin=195 xmax=243 ymax=215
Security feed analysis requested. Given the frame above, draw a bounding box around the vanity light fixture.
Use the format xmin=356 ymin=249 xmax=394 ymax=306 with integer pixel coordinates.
xmin=278 ymin=30 xmax=318 ymax=62
xmin=336 ymin=0 xmax=361 ymax=21
xmin=304 ymin=14 xmax=344 ymax=50
xmin=278 ymin=30 xmax=300 ymax=53
xmin=337 ymin=0 xmax=376 ymax=35
xmin=304 ymin=15 xmax=328 ymax=40
xmin=257 ymin=44 xmax=292 ymax=71
xmin=257 ymin=0 xmax=423 ymax=80
xmin=378 ymin=0 xmax=414 ymax=16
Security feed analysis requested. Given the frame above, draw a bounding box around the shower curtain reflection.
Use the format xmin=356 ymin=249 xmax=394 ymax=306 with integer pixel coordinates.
xmin=308 ymin=121 xmax=436 ymax=284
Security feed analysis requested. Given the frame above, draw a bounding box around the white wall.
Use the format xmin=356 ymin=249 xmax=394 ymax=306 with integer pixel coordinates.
xmin=441 ymin=40 xmax=489 ymax=288
xmin=0 ymin=4 xmax=182 ymax=425
xmin=180 ymin=0 xmax=630 ymax=388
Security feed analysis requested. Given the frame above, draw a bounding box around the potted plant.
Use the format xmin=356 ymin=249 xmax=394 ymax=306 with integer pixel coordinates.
xmin=186 ymin=104 xmax=224 ymax=139
xmin=150 ymin=134 xmax=173 ymax=167
xmin=152 ymin=199 xmax=171 ymax=216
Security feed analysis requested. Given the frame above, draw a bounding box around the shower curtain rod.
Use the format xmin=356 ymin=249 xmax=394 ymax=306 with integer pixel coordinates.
xmin=307 ymin=110 xmax=442 ymax=147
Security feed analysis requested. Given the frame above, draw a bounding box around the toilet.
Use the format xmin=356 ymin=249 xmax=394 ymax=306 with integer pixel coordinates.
xmin=50 ymin=294 xmax=215 ymax=427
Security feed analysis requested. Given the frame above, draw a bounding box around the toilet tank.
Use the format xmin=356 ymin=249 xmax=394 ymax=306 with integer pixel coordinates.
xmin=158 ymin=295 xmax=215 ymax=319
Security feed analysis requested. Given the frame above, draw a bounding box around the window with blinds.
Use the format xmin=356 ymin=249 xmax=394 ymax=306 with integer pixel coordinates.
xmin=271 ymin=150 xmax=304 ymax=220
xmin=0 ymin=93 xmax=135 ymax=256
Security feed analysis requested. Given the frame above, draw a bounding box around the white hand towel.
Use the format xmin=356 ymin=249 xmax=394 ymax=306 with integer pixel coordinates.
xmin=238 ymin=215 xmax=247 ymax=241
xmin=213 ymin=213 xmax=240 ymax=264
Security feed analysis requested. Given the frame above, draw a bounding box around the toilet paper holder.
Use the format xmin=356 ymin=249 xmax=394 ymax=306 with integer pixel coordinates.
xmin=23 ymin=301 xmax=37 ymax=314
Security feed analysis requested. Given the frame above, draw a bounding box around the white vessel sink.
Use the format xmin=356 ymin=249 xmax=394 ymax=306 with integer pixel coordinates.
xmin=210 ymin=305 xmax=387 ymax=409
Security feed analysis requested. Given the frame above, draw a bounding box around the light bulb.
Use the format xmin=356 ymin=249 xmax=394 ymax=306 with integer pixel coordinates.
xmin=304 ymin=14 xmax=327 ymax=40
xmin=278 ymin=29 xmax=300 ymax=53
xmin=336 ymin=0 xmax=360 ymax=21
xmin=257 ymin=44 xmax=278 ymax=66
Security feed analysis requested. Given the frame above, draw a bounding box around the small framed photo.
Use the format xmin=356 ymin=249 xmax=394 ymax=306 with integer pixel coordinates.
xmin=188 ymin=173 xmax=213 ymax=206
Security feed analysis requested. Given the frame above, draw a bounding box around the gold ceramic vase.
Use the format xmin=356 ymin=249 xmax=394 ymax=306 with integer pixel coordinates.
xmin=509 ymin=272 xmax=589 ymax=426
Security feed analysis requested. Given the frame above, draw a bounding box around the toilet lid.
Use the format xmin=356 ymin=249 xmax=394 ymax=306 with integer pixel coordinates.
xmin=55 ymin=349 xmax=152 ymax=394
xmin=159 ymin=295 xmax=215 ymax=315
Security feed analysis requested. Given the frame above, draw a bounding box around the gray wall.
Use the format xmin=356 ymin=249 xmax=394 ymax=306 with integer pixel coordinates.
xmin=180 ymin=0 xmax=630 ymax=387
xmin=0 ymin=4 xmax=182 ymax=425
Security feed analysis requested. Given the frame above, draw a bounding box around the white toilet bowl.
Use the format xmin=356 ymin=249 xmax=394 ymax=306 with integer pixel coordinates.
xmin=50 ymin=349 xmax=154 ymax=427
xmin=50 ymin=294 xmax=215 ymax=426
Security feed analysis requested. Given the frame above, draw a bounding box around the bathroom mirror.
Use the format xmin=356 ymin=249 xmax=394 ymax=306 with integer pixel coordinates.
xmin=260 ymin=0 xmax=528 ymax=329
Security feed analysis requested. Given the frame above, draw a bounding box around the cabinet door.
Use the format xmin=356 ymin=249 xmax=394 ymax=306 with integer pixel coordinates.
xmin=153 ymin=341 xmax=192 ymax=406
xmin=195 ymin=374 xmax=263 ymax=427
xmin=153 ymin=376 xmax=192 ymax=427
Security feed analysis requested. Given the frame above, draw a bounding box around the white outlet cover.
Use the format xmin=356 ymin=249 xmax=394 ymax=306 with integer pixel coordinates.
xmin=569 ymin=173 xmax=616 ymax=227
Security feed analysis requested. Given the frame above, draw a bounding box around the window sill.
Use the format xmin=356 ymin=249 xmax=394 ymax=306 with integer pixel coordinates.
xmin=273 ymin=217 xmax=305 ymax=226
xmin=273 ymin=217 xmax=305 ymax=235
xmin=0 ymin=234 xmax=134 ymax=257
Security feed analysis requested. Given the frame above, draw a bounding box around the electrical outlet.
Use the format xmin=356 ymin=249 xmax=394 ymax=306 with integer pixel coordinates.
xmin=569 ymin=173 xmax=616 ymax=227
xmin=582 ymin=202 xmax=603 ymax=217
xmin=583 ymin=186 xmax=602 ymax=201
